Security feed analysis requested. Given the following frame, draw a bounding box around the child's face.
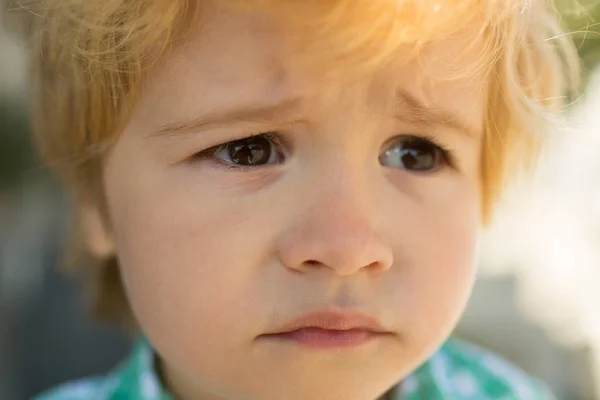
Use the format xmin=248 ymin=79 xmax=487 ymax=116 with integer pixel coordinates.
xmin=86 ymin=4 xmax=486 ymax=399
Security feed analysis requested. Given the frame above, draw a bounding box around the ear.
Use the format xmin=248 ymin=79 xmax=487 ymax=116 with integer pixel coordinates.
xmin=80 ymin=201 xmax=116 ymax=258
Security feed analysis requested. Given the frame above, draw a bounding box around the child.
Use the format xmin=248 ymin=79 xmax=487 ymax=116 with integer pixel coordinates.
xmin=14 ymin=0 xmax=579 ymax=398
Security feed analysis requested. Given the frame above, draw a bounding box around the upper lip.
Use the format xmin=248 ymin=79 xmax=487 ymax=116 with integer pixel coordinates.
xmin=270 ymin=310 xmax=389 ymax=334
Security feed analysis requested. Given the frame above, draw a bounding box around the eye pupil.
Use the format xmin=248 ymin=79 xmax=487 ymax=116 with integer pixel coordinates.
xmin=380 ymin=137 xmax=443 ymax=171
xmin=401 ymin=144 xmax=436 ymax=170
xmin=229 ymin=136 xmax=271 ymax=166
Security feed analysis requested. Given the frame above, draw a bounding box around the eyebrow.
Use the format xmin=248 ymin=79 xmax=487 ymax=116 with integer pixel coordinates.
xmin=150 ymin=97 xmax=304 ymax=138
xmin=150 ymin=91 xmax=481 ymax=139
xmin=395 ymin=91 xmax=481 ymax=139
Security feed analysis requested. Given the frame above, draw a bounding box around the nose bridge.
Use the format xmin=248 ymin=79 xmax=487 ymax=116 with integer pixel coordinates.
xmin=316 ymin=164 xmax=372 ymax=224
xmin=277 ymin=162 xmax=393 ymax=276
xmin=300 ymin=150 xmax=373 ymax=227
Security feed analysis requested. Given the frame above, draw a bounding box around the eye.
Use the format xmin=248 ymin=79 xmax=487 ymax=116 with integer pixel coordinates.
xmin=202 ymin=133 xmax=284 ymax=168
xmin=379 ymin=135 xmax=452 ymax=172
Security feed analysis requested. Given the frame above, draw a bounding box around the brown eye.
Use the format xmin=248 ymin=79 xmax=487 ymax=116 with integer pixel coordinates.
xmin=213 ymin=134 xmax=282 ymax=167
xmin=379 ymin=136 xmax=449 ymax=172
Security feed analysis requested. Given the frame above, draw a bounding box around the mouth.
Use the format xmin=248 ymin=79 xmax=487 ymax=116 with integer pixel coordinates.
xmin=259 ymin=310 xmax=393 ymax=349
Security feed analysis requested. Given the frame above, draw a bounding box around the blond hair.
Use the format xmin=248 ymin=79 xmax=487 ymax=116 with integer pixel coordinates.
xmin=10 ymin=0 xmax=580 ymax=323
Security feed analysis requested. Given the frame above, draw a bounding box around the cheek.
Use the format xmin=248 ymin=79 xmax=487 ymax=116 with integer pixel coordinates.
xmin=386 ymin=178 xmax=480 ymax=346
xmin=103 ymin=150 xmax=273 ymax=347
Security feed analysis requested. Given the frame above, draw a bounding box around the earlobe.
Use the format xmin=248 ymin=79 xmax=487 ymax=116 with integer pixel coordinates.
xmin=80 ymin=202 xmax=116 ymax=258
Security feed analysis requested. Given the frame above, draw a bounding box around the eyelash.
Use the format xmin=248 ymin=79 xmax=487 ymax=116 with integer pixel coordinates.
xmin=415 ymin=134 xmax=456 ymax=168
xmin=191 ymin=132 xmax=283 ymax=170
xmin=190 ymin=132 xmax=456 ymax=171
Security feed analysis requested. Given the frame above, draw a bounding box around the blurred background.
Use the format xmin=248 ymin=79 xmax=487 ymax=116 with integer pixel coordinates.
xmin=3 ymin=1 xmax=600 ymax=399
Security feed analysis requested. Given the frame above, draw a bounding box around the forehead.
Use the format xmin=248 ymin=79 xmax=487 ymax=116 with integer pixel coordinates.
xmin=138 ymin=2 xmax=489 ymax=130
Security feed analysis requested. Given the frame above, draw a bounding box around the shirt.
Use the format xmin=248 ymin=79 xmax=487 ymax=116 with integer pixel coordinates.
xmin=35 ymin=338 xmax=554 ymax=400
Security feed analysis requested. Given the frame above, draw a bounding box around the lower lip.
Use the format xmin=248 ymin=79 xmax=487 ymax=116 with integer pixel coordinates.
xmin=265 ymin=328 xmax=380 ymax=349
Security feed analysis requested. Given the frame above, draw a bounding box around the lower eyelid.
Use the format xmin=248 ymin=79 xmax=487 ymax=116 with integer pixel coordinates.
xmin=190 ymin=145 xmax=285 ymax=171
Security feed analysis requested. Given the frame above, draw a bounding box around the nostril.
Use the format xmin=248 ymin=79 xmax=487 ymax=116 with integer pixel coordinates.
xmin=366 ymin=260 xmax=386 ymax=272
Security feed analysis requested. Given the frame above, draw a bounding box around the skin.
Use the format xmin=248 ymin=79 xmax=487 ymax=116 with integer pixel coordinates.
xmin=84 ymin=3 xmax=487 ymax=400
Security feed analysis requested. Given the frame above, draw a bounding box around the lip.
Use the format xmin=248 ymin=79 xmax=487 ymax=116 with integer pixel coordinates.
xmin=260 ymin=310 xmax=392 ymax=349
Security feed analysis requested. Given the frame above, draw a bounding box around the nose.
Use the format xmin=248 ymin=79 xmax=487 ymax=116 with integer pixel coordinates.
xmin=277 ymin=176 xmax=393 ymax=276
